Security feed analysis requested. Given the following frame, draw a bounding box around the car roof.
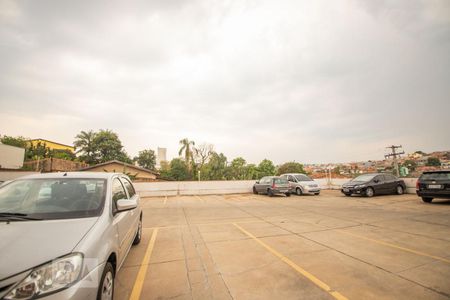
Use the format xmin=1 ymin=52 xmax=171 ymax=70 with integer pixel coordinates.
xmin=282 ymin=173 xmax=309 ymax=176
xmin=17 ymin=172 xmax=122 ymax=180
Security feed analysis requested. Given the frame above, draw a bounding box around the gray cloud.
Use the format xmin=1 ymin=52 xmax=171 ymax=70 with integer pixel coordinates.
xmin=1 ymin=0 xmax=449 ymax=164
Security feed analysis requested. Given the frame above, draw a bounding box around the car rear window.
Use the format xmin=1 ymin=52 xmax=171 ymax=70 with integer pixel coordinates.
xmin=420 ymin=173 xmax=450 ymax=180
xmin=274 ymin=178 xmax=288 ymax=184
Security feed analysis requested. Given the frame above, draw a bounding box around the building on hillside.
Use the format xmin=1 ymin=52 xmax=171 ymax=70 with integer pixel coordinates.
xmin=28 ymin=139 xmax=75 ymax=152
xmin=156 ymin=147 xmax=167 ymax=169
xmin=0 ymin=143 xmax=25 ymax=169
xmin=79 ymin=160 xmax=159 ymax=181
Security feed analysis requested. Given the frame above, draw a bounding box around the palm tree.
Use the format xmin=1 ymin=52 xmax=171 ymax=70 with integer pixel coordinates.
xmin=74 ymin=130 xmax=97 ymax=165
xmin=178 ymin=138 xmax=195 ymax=169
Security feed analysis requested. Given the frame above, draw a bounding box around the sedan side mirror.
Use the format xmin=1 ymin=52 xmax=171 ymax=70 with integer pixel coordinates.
xmin=256 ymin=181 xmax=260 ymax=184
xmin=117 ymin=198 xmax=137 ymax=212
xmin=374 ymin=179 xmax=379 ymax=183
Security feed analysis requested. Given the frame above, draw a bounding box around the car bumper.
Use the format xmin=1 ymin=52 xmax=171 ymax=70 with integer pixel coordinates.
xmin=303 ymin=187 xmax=321 ymax=194
xmin=273 ymin=188 xmax=291 ymax=194
xmin=416 ymin=190 xmax=450 ymax=198
xmin=341 ymin=187 xmax=364 ymax=195
xmin=40 ymin=262 xmax=105 ymax=300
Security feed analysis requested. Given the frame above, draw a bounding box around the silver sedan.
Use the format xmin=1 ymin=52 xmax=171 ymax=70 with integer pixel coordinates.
xmin=0 ymin=172 xmax=142 ymax=300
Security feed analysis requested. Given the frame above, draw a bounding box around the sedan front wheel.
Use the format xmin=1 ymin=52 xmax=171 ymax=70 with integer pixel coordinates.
xmin=365 ymin=187 xmax=374 ymax=197
xmin=97 ymin=263 xmax=114 ymax=300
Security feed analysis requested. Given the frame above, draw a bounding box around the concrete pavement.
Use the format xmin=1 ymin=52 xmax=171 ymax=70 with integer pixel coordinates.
xmin=115 ymin=191 xmax=450 ymax=300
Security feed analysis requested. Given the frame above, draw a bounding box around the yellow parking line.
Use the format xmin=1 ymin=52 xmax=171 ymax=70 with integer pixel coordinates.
xmin=233 ymin=223 xmax=348 ymax=300
xmin=336 ymin=229 xmax=450 ymax=264
xmin=129 ymin=228 xmax=159 ymax=300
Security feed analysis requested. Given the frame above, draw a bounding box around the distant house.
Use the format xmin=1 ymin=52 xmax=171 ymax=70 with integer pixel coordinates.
xmin=79 ymin=160 xmax=159 ymax=181
xmin=28 ymin=139 xmax=75 ymax=153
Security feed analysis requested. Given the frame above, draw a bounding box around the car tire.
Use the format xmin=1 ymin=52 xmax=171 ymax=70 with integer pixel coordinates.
xmin=295 ymin=188 xmax=303 ymax=196
xmin=268 ymin=189 xmax=274 ymax=197
xmin=344 ymin=193 xmax=351 ymax=197
xmin=314 ymin=192 xmax=320 ymax=196
xmin=422 ymin=197 xmax=433 ymax=203
xmin=253 ymin=187 xmax=258 ymax=194
xmin=365 ymin=187 xmax=374 ymax=197
xmin=396 ymin=185 xmax=404 ymax=195
xmin=285 ymin=192 xmax=291 ymax=197
xmin=97 ymin=262 xmax=114 ymax=300
xmin=133 ymin=217 xmax=142 ymax=245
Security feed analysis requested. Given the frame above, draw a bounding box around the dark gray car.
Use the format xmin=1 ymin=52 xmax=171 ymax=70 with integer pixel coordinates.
xmin=253 ymin=176 xmax=291 ymax=197
xmin=341 ymin=173 xmax=406 ymax=197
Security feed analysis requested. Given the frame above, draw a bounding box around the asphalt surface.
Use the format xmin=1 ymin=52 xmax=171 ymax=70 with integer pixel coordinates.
xmin=115 ymin=190 xmax=450 ymax=300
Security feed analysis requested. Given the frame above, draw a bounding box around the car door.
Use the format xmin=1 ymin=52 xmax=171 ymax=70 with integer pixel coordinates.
xmin=256 ymin=177 xmax=266 ymax=193
xmin=120 ymin=177 xmax=140 ymax=245
xmin=111 ymin=177 xmax=134 ymax=265
xmin=384 ymin=174 xmax=397 ymax=194
xmin=372 ymin=175 xmax=387 ymax=194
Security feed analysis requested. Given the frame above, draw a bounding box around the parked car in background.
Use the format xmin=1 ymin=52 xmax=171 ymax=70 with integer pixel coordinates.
xmin=416 ymin=170 xmax=450 ymax=203
xmin=253 ymin=176 xmax=291 ymax=197
xmin=341 ymin=173 xmax=406 ymax=197
xmin=0 ymin=172 xmax=142 ymax=300
xmin=280 ymin=173 xmax=321 ymax=196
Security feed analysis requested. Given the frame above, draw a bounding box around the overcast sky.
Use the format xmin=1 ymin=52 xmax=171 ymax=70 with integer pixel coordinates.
xmin=0 ymin=0 xmax=449 ymax=164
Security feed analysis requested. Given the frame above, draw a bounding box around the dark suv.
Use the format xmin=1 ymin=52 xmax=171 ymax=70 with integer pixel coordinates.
xmin=416 ymin=170 xmax=450 ymax=203
xmin=341 ymin=173 xmax=406 ymax=197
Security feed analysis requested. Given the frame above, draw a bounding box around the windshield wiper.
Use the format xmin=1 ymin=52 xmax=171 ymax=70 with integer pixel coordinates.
xmin=0 ymin=212 xmax=43 ymax=221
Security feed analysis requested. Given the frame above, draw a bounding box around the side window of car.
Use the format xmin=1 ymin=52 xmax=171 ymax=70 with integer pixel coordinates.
xmin=375 ymin=175 xmax=384 ymax=182
xmin=112 ymin=178 xmax=127 ymax=213
xmin=288 ymin=176 xmax=294 ymax=182
xmin=121 ymin=178 xmax=136 ymax=198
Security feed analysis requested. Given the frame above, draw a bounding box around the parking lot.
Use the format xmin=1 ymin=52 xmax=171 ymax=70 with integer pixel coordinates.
xmin=115 ymin=191 xmax=450 ymax=300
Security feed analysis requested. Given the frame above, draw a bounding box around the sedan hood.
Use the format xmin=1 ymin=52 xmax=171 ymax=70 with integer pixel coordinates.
xmin=0 ymin=217 xmax=98 ymax=279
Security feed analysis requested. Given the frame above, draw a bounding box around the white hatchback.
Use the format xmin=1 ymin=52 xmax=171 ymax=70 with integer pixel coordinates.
xmin=280 ymin=173 xmax=321 ymax=196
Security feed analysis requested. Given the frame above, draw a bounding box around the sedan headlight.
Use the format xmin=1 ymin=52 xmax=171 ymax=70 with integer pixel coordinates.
xmin=354 ymin=185 xmax=364 ymax=189
xmin=5 ymin=253 xmax=83 ymax=300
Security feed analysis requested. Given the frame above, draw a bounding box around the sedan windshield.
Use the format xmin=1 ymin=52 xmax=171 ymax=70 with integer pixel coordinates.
xmin=352 ymin=174 xmax=376 ymax=182
xmin=0 ymin=178 xmax=106 ymax=220
xmin=295 ymin=174 xmax=313 ymax=182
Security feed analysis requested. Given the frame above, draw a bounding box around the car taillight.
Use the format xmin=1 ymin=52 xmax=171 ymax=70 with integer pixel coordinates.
xmin=416 ymin=180 xmax=420 ymax=190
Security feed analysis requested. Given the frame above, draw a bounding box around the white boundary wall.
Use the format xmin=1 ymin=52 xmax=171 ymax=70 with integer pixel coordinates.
xmin=135 ymin=178 xmax=419 ymax=197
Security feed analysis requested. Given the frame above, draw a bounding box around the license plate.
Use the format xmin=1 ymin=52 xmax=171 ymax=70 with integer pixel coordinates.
xmin=343 ymin=188 xmax=349 ymax=192
xmin=428 ymin=184 xmax=442 ymax=189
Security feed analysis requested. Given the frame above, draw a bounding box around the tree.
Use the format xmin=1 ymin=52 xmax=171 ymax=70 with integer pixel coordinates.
xmin=51 ymin=149 xmax=76 ymax=161
xmin=277 ymin=162 xmax=305 ymax=175
xmin=178 ymin=138 xmax=195 ymax=169
xmin=0 ymin=135 xmax=28 ymax=148
xmin=92 ymin=129 xmax=131 ymax=163
xmin=167 ymin=158 xmax=190 ymax=181
xmin=201 ymin=152 xmax=228 ymax=180
xmin=426 ymin=157 xmax=441 ymax=167
xmin=227 ymin=157 xmax=247 ymax=180
xmin=403 ymin=159 xmax=417 ymax=171
xmin=74 ymin=130 xmax=97 ymax=165
xmin=245 ymin=164 xmax=259 ymax=180
xmin=193 ymin=143 xmax=214 ymax=169
xmin=257 ymin=159 xmax=276 ymax=177
xmin=134 ymin=149 xmax=156 ymax=170
xmin=74 ymin=129 xmax=131 ymax=164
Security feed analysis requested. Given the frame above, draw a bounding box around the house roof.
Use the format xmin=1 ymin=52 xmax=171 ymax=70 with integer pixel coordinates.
xmin=79 ymin=160 xmax=159 ymax=176
xmin=28 ymin=138 xmax=74 ymax=149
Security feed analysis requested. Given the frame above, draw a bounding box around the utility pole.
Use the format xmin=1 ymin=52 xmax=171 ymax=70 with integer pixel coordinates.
xmin=385 ymin=145 xmax=405 ymax=177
